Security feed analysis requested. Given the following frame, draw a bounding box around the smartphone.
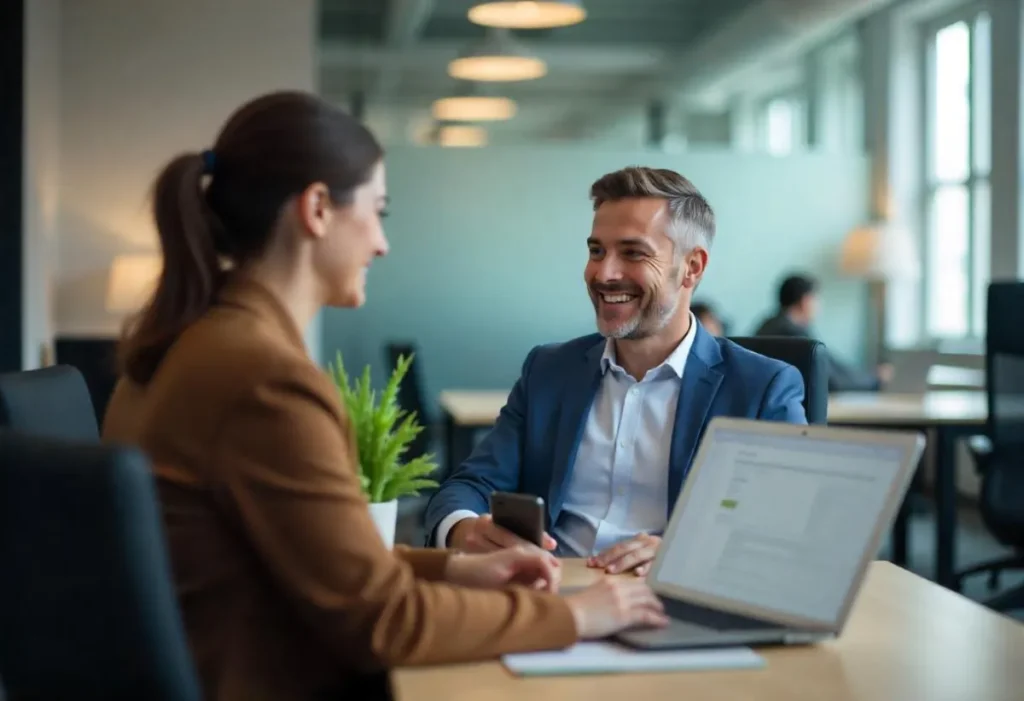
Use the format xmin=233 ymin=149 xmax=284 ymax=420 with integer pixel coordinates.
xmin=489 ymin=492 xmax=546 ymax=547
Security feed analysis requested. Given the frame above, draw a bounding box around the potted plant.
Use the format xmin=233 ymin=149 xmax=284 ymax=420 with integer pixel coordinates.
xmin=328 ymin=352 xmax=439 ymax=548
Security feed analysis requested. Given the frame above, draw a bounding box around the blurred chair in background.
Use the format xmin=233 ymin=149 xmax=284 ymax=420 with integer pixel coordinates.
xmin=728 ymin=336 xmax=829 ymax=425
xmin=955 ymin=281 xmax=1024 ymax=611
xmin=0 ymin=431 xmax=201 ymax=701
xmin=54 ymin=337 xmax=120 ymax=425
xmin=0 ymin=365 xmax=99 ymax=441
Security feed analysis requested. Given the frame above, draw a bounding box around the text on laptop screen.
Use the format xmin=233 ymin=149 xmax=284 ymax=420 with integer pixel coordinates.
xmin=657 ymin=428 xmax=904 ymax=624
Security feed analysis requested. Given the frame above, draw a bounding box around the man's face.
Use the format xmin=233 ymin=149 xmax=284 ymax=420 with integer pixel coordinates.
xmin=798 ymin=292 xmax=820 ymax=322
xmin=584 ymin=198 xmax=701 ymax=340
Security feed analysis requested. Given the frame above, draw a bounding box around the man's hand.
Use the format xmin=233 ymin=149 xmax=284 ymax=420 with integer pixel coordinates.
xmin=448 ymin=514 xmax=557 ymax=553
xmin=445 ymin=545 xmax=562 ymax=592
xmin=588 ymin=533 xmax=661 ymax=576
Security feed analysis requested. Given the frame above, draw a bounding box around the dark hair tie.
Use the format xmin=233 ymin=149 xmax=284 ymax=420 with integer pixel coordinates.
xmin=201 ymin=149 xmax=216 ymax=175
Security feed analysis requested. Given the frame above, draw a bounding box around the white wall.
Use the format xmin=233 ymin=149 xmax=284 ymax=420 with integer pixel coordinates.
xmin=53 ymin=0 xmax=321 ymax=360
xmin=322 ymin=146 xmax=870 ymax=409
xmin=22 ymin=0 xmax=61 ymax=369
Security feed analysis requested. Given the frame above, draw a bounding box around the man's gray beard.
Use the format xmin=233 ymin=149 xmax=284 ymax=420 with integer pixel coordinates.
xmin=598 ymin=294 xmax=680 ymax=340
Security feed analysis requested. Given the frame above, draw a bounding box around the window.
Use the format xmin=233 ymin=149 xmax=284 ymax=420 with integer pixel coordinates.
xmin=758 ymin=95 xmax=805 ymax=155
xmin=818 ymin=32 xmax=864 ymax=153
xmin=923 ymin=10 xmax=991 ymax=339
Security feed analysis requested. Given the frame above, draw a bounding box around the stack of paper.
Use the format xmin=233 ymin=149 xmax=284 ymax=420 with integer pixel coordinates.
xmin=503 ymin=642 xmax=765 ymax=677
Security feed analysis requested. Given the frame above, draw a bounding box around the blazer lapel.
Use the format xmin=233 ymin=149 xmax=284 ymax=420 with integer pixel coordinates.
xmin=546 ymin=340 xmax=604 ymax=523
xmin=667 ymin=326 xmax=724 ymax=511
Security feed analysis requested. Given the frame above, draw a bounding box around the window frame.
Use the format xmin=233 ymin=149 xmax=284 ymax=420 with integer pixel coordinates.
xmin=919 ymin=1 xmax=991 ymax=341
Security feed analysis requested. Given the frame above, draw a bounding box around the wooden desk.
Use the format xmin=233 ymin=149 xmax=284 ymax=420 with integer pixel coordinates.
xmin=439 ymin=390 xmax=509 ymax=427
xmin=437 ymin=389 xmax=988 ymax=589
xmin=394 ymin=559 xmax=1024 ymax=701
xmin=437 ymin=390 xmax=510 ymax=481
xmin=828 ymin=391 xmax=986 ymax=426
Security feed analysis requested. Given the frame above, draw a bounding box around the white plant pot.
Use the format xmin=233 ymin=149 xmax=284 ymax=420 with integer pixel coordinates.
xmin=368 ymin=499 xmax=398 ymax=549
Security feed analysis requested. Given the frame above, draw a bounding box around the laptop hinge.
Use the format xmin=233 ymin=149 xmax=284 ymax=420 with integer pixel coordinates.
xmin=783 ymin=631 xmax=835 ymax=644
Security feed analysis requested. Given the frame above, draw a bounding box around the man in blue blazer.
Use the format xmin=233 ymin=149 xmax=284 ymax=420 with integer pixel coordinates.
xmin=424 ymin=166 xmax=807 ymax=575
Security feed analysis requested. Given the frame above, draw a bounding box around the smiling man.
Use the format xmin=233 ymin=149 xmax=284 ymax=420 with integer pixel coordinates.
xmin=424 ymin=166 xmax=807 ymax=575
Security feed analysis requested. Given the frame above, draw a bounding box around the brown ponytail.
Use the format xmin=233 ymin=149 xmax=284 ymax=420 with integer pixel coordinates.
xmin=119 ymin=152 xmax=223 ymax=384
xmin=118 ymin=90 xmax=383 ymax=385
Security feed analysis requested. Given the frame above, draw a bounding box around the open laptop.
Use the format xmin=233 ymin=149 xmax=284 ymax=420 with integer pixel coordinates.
xmin=615 ymin=417 xmax=925 ymax=650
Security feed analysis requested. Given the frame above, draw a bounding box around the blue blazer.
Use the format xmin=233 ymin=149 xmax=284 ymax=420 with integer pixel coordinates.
xmin=424 ymin=324 xmax=807 ymax=541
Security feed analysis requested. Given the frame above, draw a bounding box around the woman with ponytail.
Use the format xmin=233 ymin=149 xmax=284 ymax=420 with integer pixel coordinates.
xmin=103 ymin=91 xmax=665 ymax=701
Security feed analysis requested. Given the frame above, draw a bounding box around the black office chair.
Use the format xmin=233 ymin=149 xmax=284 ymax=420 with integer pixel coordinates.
xmin=0 ymin=430 xmax=202 ymax=700
xmin=955 ymin=282 xmax=1024 ymax=611
xmin=385 ymin=342 xmax=432 ymax=461
xmin=54 ymin=337 xmax=120 ymax=425
xmin=728 ymin=336 xmax=829 ymax=424
xmin=0 ymin=365 xmax=99 ymax=440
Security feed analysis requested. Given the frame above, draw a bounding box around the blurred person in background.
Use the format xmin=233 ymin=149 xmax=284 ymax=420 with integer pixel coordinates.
xmin=691 ymin=300 xmax=724 ymax=336
xmin=754 ymin=273 xmax=893 ymax=392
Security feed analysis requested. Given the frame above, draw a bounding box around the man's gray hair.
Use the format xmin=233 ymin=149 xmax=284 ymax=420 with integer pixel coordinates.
xmin=589 ymin=166 xmax=716 ymax=253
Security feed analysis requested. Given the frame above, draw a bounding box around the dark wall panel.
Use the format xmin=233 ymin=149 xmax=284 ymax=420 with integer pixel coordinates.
xmin=0 ymin=0 xmax=25 ymax=371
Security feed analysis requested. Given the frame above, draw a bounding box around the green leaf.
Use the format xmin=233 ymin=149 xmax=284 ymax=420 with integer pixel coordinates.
xmin=326 ymin=351 xmax=441 ymax=503
xmin=381 ymin=478 xmax=439 ymax=502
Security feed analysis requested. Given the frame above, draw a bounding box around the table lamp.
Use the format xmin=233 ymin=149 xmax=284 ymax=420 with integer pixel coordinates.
xmin=839 ymin=221 xmax=920 ymax=366
xmin=106 ymin=254 xmax=162 ymax=314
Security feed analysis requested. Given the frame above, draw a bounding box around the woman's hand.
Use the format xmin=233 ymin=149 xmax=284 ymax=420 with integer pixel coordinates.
xmin=445 ymin=545 xmax=562 ymax=592
xmin=565 ymin=577 xmax=669 ymax=639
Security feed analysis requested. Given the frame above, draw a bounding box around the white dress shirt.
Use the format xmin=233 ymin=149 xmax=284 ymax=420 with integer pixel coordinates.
xmin=436 ymin=314 xmax=696 ymax=554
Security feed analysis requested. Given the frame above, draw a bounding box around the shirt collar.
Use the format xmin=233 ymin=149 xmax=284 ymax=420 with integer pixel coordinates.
xmin=600 ymin=311 xmax=697 ymax=379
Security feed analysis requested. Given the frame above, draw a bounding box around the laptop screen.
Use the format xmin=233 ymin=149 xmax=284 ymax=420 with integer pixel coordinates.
xmin=655 ymin=427 xmax=906 ymax=626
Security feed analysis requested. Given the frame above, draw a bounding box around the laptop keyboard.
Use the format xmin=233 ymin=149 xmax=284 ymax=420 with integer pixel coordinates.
xmin=660 ymin=596 xmax=779 ymax=631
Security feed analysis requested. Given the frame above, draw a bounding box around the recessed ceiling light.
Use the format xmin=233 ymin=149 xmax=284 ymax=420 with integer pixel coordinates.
xmin=438 ymin=124 xmax=489 ymax=147
xmin=432 ymin=95 xmax=517 ymax=121
xmin=448 ymin=30 xmax=547 ymax=82
xmin=468 ymin=1 xmax=586 ymax=29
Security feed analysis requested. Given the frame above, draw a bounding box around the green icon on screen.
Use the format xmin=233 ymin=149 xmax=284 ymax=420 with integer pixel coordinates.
xmin=720 ymin=499 xmax=738 ymax=509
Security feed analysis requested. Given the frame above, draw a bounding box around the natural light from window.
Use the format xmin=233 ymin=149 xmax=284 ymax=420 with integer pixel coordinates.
xmin=925 ymin=15 xmax=989 ymax=339
xmin=766 ymin=99 xmax=794 ymax=156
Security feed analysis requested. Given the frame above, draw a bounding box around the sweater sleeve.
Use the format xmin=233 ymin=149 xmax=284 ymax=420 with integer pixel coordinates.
xmin=212 ymin=365 xmax=577 ymax=671
xmin=393 ymin=546 xmax=450 ymax=582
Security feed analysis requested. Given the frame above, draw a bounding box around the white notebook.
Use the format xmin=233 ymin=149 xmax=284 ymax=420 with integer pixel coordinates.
xmin=503 ymin=642 xmax=765 ymax=677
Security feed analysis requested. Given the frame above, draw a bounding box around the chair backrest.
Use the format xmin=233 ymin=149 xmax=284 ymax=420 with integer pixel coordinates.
xmin=728 ymin=336 xmax=829 ymax=424
xmin=977 ymin=282 xmax=1024 ymax=543
xmin=385 ymin=342 xmax=431 ymax=459
xmin=0 ymin=431 xmax=201 ymax=701
xmin=54 ymin=338 xmax=120 ymax=425
xmin=0 ymin=365 xmax=99 ymax=441
xmin=986 ymin=282 xmax=1024 ymax=452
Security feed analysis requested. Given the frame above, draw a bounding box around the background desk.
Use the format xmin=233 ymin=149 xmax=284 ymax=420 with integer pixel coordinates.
xmin=829 ymin=392 xmax=986 ymax=589
xmin=437 ymin=390 xmax=987 ymax=589
xmin=394 ymin=558 xmax=1024 ymax=701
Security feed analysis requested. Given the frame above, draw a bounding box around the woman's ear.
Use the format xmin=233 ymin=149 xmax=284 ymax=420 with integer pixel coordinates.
xmin=295 ymin=182 xmax=334 ymax=239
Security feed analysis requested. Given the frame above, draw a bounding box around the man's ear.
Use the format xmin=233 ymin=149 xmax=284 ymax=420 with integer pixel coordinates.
xmin=295 ymin=182 xmax=334 ymax=239
xmin=681 ymin=248 xmax=708 ymax=289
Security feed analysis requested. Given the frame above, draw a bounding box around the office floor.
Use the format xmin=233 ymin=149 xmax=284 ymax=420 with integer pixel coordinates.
xmin=396 ymin=496 xmax=1024 ymax=621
